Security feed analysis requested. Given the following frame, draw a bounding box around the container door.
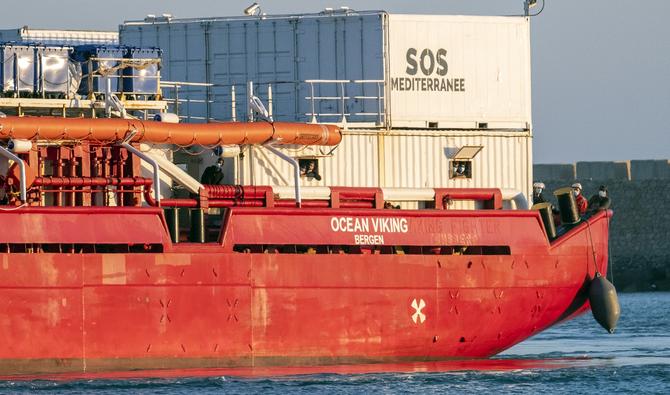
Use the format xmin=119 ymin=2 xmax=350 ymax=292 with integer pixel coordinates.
xmin=295 ymin=13 xmax=385 ymax=124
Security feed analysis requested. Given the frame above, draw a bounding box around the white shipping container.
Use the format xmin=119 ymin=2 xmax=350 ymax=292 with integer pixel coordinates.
xmin=386 ymin=15 xmax=531 ymax=129
xmin=121 ymin=12 xmax=385 ymax=124
xmin=120 ymin=11 xmax=531 ymax=129
xmin=235 ymin=129 xmax=532 ymax=203
xmin=234 ymin=132 xmax=379 ymax=187
xmin=0 ymin=27 xmax=118 ymax=46
xmin=381 ymin=131 xmax=531 ymax=194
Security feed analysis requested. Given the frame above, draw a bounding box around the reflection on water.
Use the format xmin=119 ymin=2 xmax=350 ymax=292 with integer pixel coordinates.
xmin=2 ymin=293 xmax=669 ymax=394
xmin=500 ymin=292 xmax=670 ymax=369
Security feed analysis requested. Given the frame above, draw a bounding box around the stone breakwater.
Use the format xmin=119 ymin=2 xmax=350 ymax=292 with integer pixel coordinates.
xmin=534 ymin=160 xmax=670 ymax=292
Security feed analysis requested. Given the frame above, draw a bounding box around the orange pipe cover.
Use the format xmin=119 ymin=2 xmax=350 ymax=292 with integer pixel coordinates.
xmin=0 ymin=116 xmax=342 ymax=146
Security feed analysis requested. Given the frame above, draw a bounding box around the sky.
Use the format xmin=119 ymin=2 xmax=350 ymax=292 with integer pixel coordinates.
xmin=0 ymin=0 xmax=668 ymax=164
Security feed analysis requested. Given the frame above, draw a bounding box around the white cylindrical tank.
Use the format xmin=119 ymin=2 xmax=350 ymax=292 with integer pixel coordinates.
xmin=217 ymin=145 xmax=241 ymax=158
xmin=8 ymin=139 xmax=32 ymax=153
xmin=153 ymin=112 xmax=180 ymax=123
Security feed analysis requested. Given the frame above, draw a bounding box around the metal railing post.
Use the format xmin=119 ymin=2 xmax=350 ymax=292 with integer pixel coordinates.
xmin=231 ymin=85 xmax=237 ymax=121
xmin=267 ymin=84 xmax=273 ymax=119
xmin=87 ymin=58 xmax=93 ymax=99
xmin=339 ymin=81 xmax=346 ymax=124
xmin=118 ymin=131 xmax=161 ymax=206
xmin=377 ymin=81 xmax=383 ymax=126
xmin=309 ymin=82 xmax=317 ymax=123
xmin=247 ymin=81 xmax=254 ymax=122
xmin=174 ymin=84 xmax=179 ymax=116
xmin=13 ymin=54 xmax=18 ymax=98
xmin=105 ymin=79 xmax=112 ymax=118
xmin=264 ymin=143 xmax=301 ymax=207
xmin=39 ymin=53 xmax=45 ymax=99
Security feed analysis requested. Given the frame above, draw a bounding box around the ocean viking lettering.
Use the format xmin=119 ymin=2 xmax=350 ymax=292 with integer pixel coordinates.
xmin=330 ymin=216 xmax=409 ymax=245
xmin=330 ymin=217 xmax=409 ymax=233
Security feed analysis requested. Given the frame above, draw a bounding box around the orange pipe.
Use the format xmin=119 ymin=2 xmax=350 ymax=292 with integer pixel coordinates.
xmin=0 ymin=116 xmax=342 ymax=146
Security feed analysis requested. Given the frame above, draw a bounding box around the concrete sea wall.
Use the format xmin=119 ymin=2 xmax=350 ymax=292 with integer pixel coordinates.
xmin=534 ymin=160 xmax=670 ymax=292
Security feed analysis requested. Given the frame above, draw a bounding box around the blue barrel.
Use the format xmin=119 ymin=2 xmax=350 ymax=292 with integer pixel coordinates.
xmin=37 ymin=45 xmax=73 ymax=97
xmin=122 ymin=47 xmax=161 ymax=95
xmin=0 ymin=43 xmax=38 ymax=97
xmin=73 ymin=45 xmax=126 ymax=96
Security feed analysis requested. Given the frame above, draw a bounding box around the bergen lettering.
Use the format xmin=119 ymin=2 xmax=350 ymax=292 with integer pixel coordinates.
xmin=392 ymin=47 xmax=465 ymax=93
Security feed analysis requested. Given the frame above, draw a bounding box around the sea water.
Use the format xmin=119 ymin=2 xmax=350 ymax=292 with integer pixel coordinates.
xmin=3 ymin=292 xmax=668 ymax=394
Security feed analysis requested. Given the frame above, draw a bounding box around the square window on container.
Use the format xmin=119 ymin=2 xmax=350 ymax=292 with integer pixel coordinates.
xmin=449 ymin=146 xmax=483 ymax=179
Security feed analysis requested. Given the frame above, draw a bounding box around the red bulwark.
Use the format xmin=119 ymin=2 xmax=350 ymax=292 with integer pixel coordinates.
xmin=223 ymin=208 xmax=548 ymax=250
xmin=0 ymin=207 xmax=169 ymax=245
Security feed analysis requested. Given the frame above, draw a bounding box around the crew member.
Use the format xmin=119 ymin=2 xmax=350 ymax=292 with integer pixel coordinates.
xmin=300 ymin=159 xmax=322 ymax=181
xmin=452 ymin=162 xmax=467 ymax=178
xmin=201 ymin=158 xmax=225 ymax=185
xmin=572 ymin=182 xmax=588 ymax=215
xmin=533 ymin=181 xmax=560 ymax=219
xmin=532 ymin=182 xmax=549 ymax=205
xmin=588 ymin=185 xmax=611 ymax=212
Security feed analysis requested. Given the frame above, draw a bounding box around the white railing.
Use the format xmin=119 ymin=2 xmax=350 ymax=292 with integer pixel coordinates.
xmin=160 ymin=81 xmax=215 ymax=122
xmin=159 ymin=79 xmax=386 ymax=126
xmin=304 ymin=79 xmax=385 ymax=125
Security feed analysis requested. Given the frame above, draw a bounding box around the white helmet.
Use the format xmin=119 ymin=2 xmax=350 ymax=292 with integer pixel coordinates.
xmin=571 ymin=182 xmax=582 ymax=190
xmin=533 ymin=182 xmax=545 ymax=189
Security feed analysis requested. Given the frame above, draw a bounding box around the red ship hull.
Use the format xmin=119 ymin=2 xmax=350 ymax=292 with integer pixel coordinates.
xmin=0 ymin=206 xmax=610 ymax=377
